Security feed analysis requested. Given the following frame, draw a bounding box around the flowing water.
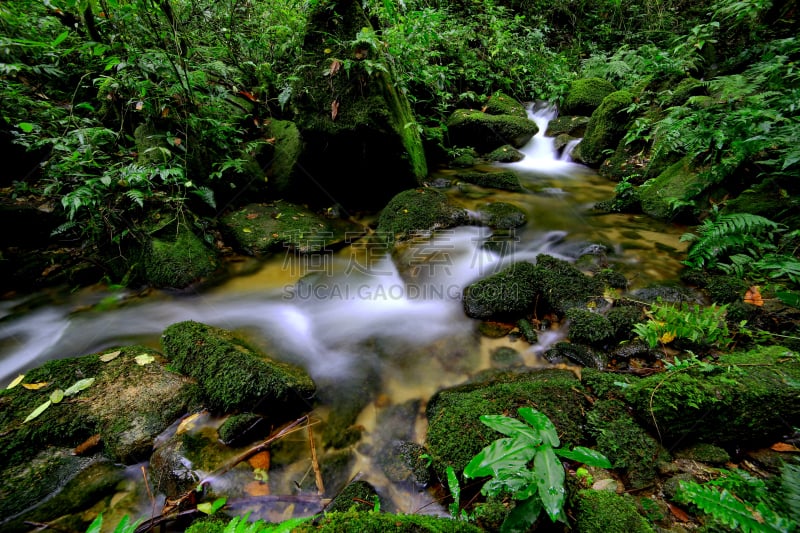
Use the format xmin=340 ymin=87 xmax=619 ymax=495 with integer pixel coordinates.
xmin=0 ymin=103 xmax=689 ymax=525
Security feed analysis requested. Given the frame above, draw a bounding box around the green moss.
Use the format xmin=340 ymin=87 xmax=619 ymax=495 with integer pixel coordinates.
xmin=532 ymin=254 xmax=604 ymax=315
xmin=622 ymin=346 xmax=800 ymax=446
xmin=485 ymin=144 xmax=524 ymax=162
xmin=425 ymin=369 xmax=587 ymax=479
xmin=577 ymin=90 xmax=634 ymax=166
xmin=606 ymin=304 xmax=645 ymax=341
xmin=483 ymin=92 xmax=527 ymax=118
xmin=661 ymin=77 xmax=707 ymax=107
xmin=544 ymin=341 xmax=604 ymax=369
xmin=295 ymin=508 xmax=484 ymax=532
xmin=587 ymin=399 xmax=669 ymax=489
xmin=674 ymin=443 xmax=730 ymax=464
xmin=704 ymin=275 xmax=749 ymax=304
xmin=446 ymin=109 xmax=538 ymax=152
xmin=221 ymin=201 xmax=339 ymax=256
xmin=561 ymin=78 xmax=617 ymax=116
xmin=575 ymin=489 xmax=654 ymax=533
xmin=566 ymin=308 xmax=615 ymax=346
xmin=325 ymin=480 xmax=380 ymax=514
xmin=376 ymin=188 xmax=468 ymax=241
xmin=265 ymin=120 xmax=302 ymax=195
xmin=547 ymin=115 xmax=590 ymax=137
xmin=160 ymin=321 xmax=316 ymax=416
xmin=217 ymin=413 xmax=263 ymax=445
xmin=462 ymin=261 xmax=538 ymax=319
xmin=516 ymin=318 xmax=539 ymax=344
xmin=639 ymin=155 xmax=706 ymax=221
xmin=477 ymin=202 xmax=527 ymax=229
xmin=143 ymin=224 xmax=218 ymax=289
xmin=454 ymin=170 xmax=523 ymax=192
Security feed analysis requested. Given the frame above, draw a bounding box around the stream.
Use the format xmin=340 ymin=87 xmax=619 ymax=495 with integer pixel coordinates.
xmin=0 ymin=103 xmax=689 ymax=526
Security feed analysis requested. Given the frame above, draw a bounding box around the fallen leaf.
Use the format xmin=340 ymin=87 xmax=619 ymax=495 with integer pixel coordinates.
xmin=173 ymin=137 xmax=182 ymax=146
xmin=73 ymin=434 xmax=102 ymax=456
xmin=6 ymin=374 xmax=24 ymax=389
xmin=245 ymin=213 xmax=259 ymax=220
xmin=134 ymin=354 xmax=155 ymax=366
xmin=242 ymin=227 xmax=252 ymax=233
xmin=265 ymin=137 xmax=276 ymax=144
xmin=63 ymin=377 xmax=95 ymax=396
xmin=331 ymin=99 xmax=339 ymax=121
xmin=22 ymin=382 xmax=49 ymax=390
xmin=354 ymin=47 xmax=368 ymax=59
xmin=99 ymin=350 xmax=121 ymax=362
xmin=50 ymin=389 xmax=64 ymax=404
xmin=161 ymin=107 xmax=170 ymax=118
xmin=668 ymin=502 xmax=690 ymax=522
xmin=24 ymin=400 xmax=52 ymax=423
xmin=744 ymin=286 xmax=764 ymax=306
xmin=177 ymin=411 xmax=204 ymax=435
xmin=771 ymin=442 xmax=800 ymax=453
xmin=659 ymin=331 xmax=677 ymax=344
xmin=329 ymin=59 xmax=342 ymax=77
xmin=238 ymin=90 xmax=257 ymax=102
xmin=244 ymin=480 xmax=271 ymax=497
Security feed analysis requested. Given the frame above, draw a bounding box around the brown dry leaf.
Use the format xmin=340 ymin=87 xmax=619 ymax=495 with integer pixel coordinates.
xmin=771 ymin=442 xmax=800 ymax=453
xmin=22 ymin=382 xmax=49 ymax=390
xmin=73 ymin=434 xmax=102 ymax=456
xmin=245 ymin=213 xmax=259 ymax=220
xmin=244 ymin=481 xmax=271 ymax=497
xmin=354 ymin=48 xmax=368 ymax=60
xmin=42 ymin=264 xmax=60 ymax=277
xmin=744 ymin=286 xmax=764 ymax=306
xmin=173 ymin=137 xmax=182 ymax=146
xmin=161 ymin=107 xmax=170 ymax=118
xmin=248 ymin=451 xmax=271 ymax=470
xmin=265 ymin=137 xmax=276 ymax=144
xmin=331 ymin=99 xmax=339 ymax=121
xmin=668 ymin=502 xmax=691 ymax=522
xmin=329 ymin=59 xmax=342 ymax=77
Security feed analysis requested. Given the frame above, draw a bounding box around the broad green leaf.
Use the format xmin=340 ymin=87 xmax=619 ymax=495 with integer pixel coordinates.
xmin=63 ymin=377 xmax=95 ymax=396
xmin=554 ymin=446 xmax=612 ymax=468
xmin=446 ymin=466 xmax=460 ymax=513
xmin=85 ymin=514 xmax=103 ymax=533
xmin=519 ymin=408 xmax=559 ymax=447
xmin=464 ymin=437 xmax=536 ymax=479
xmin=534 ymin=445 xmax=566 ymax=522
xmin=17 ymin=122 xmax=35 ymax=133
xmin=6 ymin=374 xmax=24 ymax=389
xmin=50 ymin=389 xmax=65 ymax=404
xmin=197 ymin=497 xmax=226 ymax=515
xmin=134 ymin=353 xmax=155 ymax=365
xmin=501 ymin=495 xmax=543 ymax=533
xmin=777 ymin=291 xmax=800 ymax=309
xmin=481 ymin=469 xmax=537 ymax=499
xmin=24 ymin=400 xmax=52 ymax=423
xmin=52 ymin=30 xmax=70 ymax=47
xmin=479 ymin=414 xmax=542 ymax=445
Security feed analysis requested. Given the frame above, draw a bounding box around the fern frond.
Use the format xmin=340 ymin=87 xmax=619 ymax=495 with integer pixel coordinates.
xmin=676 ymin=480 xmax=786 ymax=533
xmin=681 ymin=213 xmax=782 ymax=270
xmin=125 ymin=189 xmax=145 ymax=208
xmin=782 ymin=462 xmax=800 ymax=523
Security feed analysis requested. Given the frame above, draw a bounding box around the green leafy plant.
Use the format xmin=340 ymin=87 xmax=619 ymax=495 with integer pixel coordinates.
xmin=633 ymin=299 xmax=733 ymax=349
xmin=85 ymin=513 xmax=141 ymax=533
xmin=463 ymin=407 xmax=611 ymax=531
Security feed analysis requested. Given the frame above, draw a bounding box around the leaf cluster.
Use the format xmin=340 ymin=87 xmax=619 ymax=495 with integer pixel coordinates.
xmin=632 ymin=299 xmax=732 ymax=349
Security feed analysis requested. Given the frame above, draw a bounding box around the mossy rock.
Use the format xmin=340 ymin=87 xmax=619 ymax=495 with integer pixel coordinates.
xmin=446 ymin=109 xmax=538 ymax=152
xmin=587 ymin=399 xmax=670 ymax=489
xmin=160 ymin=321 xmax=316 ymax=416
xmin=606 ymin=304 xmax=646 ymax=341
xmin=660 ymin=77 xmax=707 ymax=107
xmin=490 ymin=346 xmax=524 ymax=368
xmin=477 ymin=202 xmax=527 ymax=229
xmin=547 ymin=115 xmax=590 ymax=137
xmin=483 ymin=92 xmax=528 ymax=118
xmin=376 ymin=188 xmax=469 ymax=241
xmin=639 ymin=155 xmax=707 ymax=221
xmin=425 ymin=368 xmax=587 ymax=479
xmin=454 ymin=170 xmax=524 ymax=192
xmin=674 ymin=443 xmax=730 ymax=464
xmin=575 ymin=489 xmax=654 ymax=533
xmin=265 ymin=119 xmax=302 ymax=196
xmin=622 ymin=346 xmax=800 ymax=446
xmin=217 ymin=413 xmax=265 ymax=446
xmin=544 ymin=341 xmax=605 ymax=369
xmin=221 ymin=200 xmax=341 ymax=255
xmin=0 ymin=345 xmax=195 ymax=468
xmin=575 ymin=90 xmax=634 ymax=166
xmin=485 ymin=144 xmax=524 ymax=162
xmin=561 ymin=78 xmax=617 ymax=116
xmin=143 ymin=225 xmax=218 ymax=289
xmin=462 ymin=261 xmax=538 ymax=320
xmin=294 ymin=507 xmax=484 ymax=532
xmin=566 ymin=308 xmax=615 ymax=347
xmin=532 ymin=254 xmax=604 ymax=315
xmin=597 ymin=140 xmax=651 ymax=183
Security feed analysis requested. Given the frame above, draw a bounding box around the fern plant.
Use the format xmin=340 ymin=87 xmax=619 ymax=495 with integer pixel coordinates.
xmin=632 ymin=299 xmax=732 ymax=349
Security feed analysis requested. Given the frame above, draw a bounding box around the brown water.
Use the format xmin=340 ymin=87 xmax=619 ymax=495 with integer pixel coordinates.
xmin=0 ymin=104 xmax=689 ymax=528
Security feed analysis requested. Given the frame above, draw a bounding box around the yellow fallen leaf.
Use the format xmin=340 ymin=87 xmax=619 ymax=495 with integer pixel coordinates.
xmin=177 ymin=411 xmax=204 ymax=435
xmin=242 ymin=227 xmax=252 ymax=233
xmin=134 ymin=354 xmax=155 ymax=366
xmin=6 ymin=374 xmax=24 ymax=389
xmin=22 ymin=382 xmax=49 ymax=390
xmin=99 ymin=350 xmax=121 ymax=362
xmin=659 ymin=331 xmax=676 ymax=344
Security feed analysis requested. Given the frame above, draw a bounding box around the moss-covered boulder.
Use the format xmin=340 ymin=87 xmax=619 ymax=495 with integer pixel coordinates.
xmin=294 ymin=508 xmax=484 ymax=532
xmin=532 ymin=254 xmax=604 ymax=315
xmin=575 ymin=489 xmax=654 ymax=533
xmin=425 ymin=369 xmax=588 ymax=479
xmin=161 ymin=321 xmax=316 ymax=417
xmin=0 ymin=346 xmax=195 ymax=469
xmin=462 ymin=261 xmax=538 ymax=320
xmin=288 ymin=0 xmax=425 ymax=209
xmin=447 ymin=109 xmax=538 ymax=153
xmin=575 ymin=90 xmax=634 ymax=166
xmin=547 ymin=115 xmax=590 ymax=137
xmin=143 ymin=224 xmax=218 ymax=289
xmin=639 ymin=155 xmax=706 ymax=221
xmin=477 ymin=202 xmax=527 ymax=229
xmin=483 ymin=91 xmax=528 ymax=118
xmin=376 ymin=188 xmax=469 ymax=241
xmin=485 ymin=144 xmax=524 ymax=162
xmin=561 ymin=78 xmax=617 ymax=116
xmin=566 ymin=308 xmax=615 ymax=347
xmin=621 ymin=347 xmax=800 ymax=446
xmin=264 ymin=119 xmax=303 ymax=196
xmin=221 ymin=200 xmax=344 ymax=255
xmin=454 ymin=170 xmax=524 ymax=192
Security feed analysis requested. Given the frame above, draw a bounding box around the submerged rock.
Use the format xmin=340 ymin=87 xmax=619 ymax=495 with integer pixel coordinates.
xmin=477 ymin=202 xmax=528 ymax=229
xmin=161 ymin=321 xmax=316 ymax=417
xmin=454 ymin=170 xmax=524 ymax=192
xmin=485 ymin=144 xmax=524 ymax=163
